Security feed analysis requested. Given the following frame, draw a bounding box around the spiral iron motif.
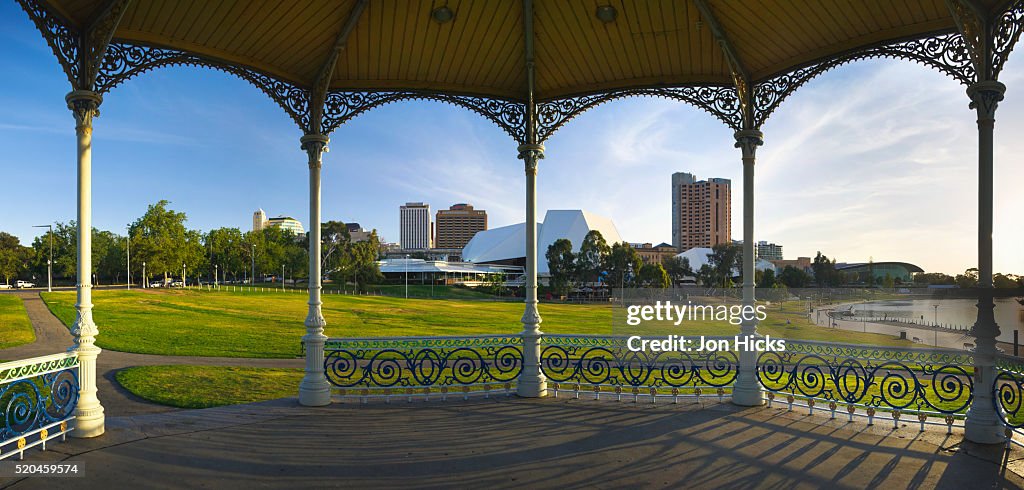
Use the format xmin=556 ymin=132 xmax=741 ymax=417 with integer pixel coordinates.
xmin=322 ymin=91 xmax=526 ymax=142
xmin=539 ymin=336 xmax=738 ymax=389
xmin=994 ymin=355 xmax=1024 ymax=429
xmin=1 ymin=367 xmax=78 ymax=444
xmin=752 ymin=32 xmax=976 ymax=129
xmin=992 ymin=1 xmax=1024 ymax=79
xmin=535 ymin=86 xmax=743 ymax=141
xmin=757 ymin=343 xmax=972 ymax=415
xmin=324 ymin=337 xmax=522 ymax=389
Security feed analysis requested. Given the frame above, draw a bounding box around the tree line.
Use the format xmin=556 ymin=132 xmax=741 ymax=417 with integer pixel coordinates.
xmin=0 ymin=200 xmax=382 ymax=290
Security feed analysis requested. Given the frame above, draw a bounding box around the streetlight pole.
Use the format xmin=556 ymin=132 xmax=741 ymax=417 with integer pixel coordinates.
xmin=282 ymin=264 xmax=285 ymax=291
xmin=143 ymin=261 xmax=146 ymax=288
xmin=251 ymin=244 xmax=256 ymax=285
xmin=126 ymin=229 xmax=130 ymax=290
xmin=182 ymin=263 xmax=186 ymax=288
xmin=214 ymin=264 xmax=218 ymax=288
xmin=405 ymin=254 xmax=409 ymax=299
xmin=32 ymin=224 xmax=53 ymax=292
xmin=933 ymin=304 xmax=940 ymax=346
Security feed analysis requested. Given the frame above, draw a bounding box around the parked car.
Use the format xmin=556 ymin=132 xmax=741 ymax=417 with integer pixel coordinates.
xmin=149 ymin=281 xmax=163 ymax=288
xmin=0 ymin=284 xmax=11 ymax=289
xmin=16 ymin=280 xmax=35 ymax=289
xmin=170 ymin=281 xmax=184 ymax=288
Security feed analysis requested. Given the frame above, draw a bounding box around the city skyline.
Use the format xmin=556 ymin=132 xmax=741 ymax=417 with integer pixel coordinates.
xmin=1 ymin=3 xmax=1022 ymax=276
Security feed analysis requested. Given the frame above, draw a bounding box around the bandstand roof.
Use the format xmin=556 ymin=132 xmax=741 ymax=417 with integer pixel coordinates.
xmin=21 ymin=0 xmax=1022 ymax=138
xmin=38 ymin=0 xmax=1011 ymax=100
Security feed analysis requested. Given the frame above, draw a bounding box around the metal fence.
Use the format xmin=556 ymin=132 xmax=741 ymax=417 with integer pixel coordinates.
xmin=324 ymin=335 xmax=522 ymax=402
xmin=1 ymin=352 xmax=79 ymax=460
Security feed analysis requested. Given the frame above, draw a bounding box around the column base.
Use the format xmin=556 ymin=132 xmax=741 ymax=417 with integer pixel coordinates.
xmin=299 ymin=379 xmax=332 ymax=406
xmin=731 ymin=384 xmax=764 ymax=407
xmin=964 ymin=417 xmax=1006 ymax=445
xmin=72 ymin=408 xmax=105 ymax=438
xmin=516 ymin=374 xmax=548 ymax=398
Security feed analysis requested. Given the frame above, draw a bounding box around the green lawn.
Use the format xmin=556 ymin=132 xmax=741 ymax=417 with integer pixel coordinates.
xmin=115 ymin=365 xmax=303 ymax=408
xmin=41 ymin=289 xmax=912 ymax=358
xmin=0 ymin=295 xmax=35 ymax=350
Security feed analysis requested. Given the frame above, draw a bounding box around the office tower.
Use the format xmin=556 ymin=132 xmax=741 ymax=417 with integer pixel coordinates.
xmin=400 ymin=202 xmax=432 ymax=249
xmin=435 ymin=203 xmax=487 ymax=250
xmin=671 ymin=172 xmax=731 ymax=251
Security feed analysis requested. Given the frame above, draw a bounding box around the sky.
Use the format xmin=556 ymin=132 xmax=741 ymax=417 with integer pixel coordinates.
xmin=0 ymin=4 xmax=1021 ymax=277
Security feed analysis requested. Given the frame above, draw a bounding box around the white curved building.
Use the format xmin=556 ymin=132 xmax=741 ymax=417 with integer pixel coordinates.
xmin=462 ymin=210 xmax=623 ymax=275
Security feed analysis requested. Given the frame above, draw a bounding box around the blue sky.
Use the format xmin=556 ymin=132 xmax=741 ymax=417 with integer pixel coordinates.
xmin=1 ymin=3 xmax=1021 ymax=276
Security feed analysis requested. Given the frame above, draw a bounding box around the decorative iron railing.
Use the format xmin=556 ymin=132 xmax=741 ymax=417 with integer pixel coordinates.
xmin=324 ymin=335 xmax=522 ymax=402
xmin=539 ymin=335 xmax=738 ymax=402
xmin=1 ymin=352 xmax=79 ymax=460
xmin=993 ymin=355 xmax=1024 ymax=446
xmin=757 ymin=340 xmax=974 ymax=431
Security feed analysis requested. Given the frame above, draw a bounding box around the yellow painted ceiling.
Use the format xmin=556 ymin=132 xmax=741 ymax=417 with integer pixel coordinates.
xmin=44 ymin=0 xmax=1005 ymax=101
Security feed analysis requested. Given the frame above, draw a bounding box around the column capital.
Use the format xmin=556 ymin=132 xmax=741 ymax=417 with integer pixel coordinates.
xmin=967 ymin=80 xmax=1006 ymax=121
xmin=300 ymin=133 xmax=330 ymax=169
xmin=517 ymin=143 xmax=545 ymax=174
xmin=733 ymin=129 xmax=764 ymax=160
xmin=65 ymin=90 xmax=102 ymax=131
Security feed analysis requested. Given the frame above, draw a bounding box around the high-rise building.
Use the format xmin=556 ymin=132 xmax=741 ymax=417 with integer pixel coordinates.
xmin=253 ymin=208 xmax=267 ymax=232
xmin=756 ymin=241 xmax=784 ymax=261
xmin=266 ymin=216 xmax=304 ymax=235
xmin=435 ymin=203 xmax=487 ymax=250
xmin=671 ymin=172 xmax=731 ymax=251
xmin=400 ymin=202 xmax=432 ymax=250
xmin=252 ymin=208 xmax=304 ymax=235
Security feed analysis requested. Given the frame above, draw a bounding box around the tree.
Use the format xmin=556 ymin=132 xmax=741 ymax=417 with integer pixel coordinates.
xmin=993 ymin=273 xmax=1020 ymax=289
xmin=955 ymin=268 xmax=979 ymax=288
xmin=94 ymin=230 xmax=125 ymax=284
xmin=319 ymin=221 xmax=351 ymax=277
xmin=344 ymin=234 xmax=382 ymax=292
xmin=707 ymin=243 xmax=741 ymax=287
xmin=914 ymin=272 xmax=955 ymax=285
xmin=207 ymin=227 xmax=246 ymax=282
xmin=605 ymin=242 xmax=643 ymax=289
xmin=882 ymin=272 xmax=895 ymax=289
xmin=756 ymin=268 xmax=777 ymax=288
xmin=545 ymin=239 xmax=575 ymax=296
xmin=662 ymin=256 xmax=693 ymax=285
xmin=30 ymin=222 xmax=77 ymax=280
xmin=576 ymin=231 xmax=608 ymax=285
xmin=0 ymin=232 xmax=31 ymax=285
xmin=575 ymin=230 xmax=609 ymax=286
xmin=779 ymin=266 xmax=811 ymax=288
xmin=811 ymin=251 xmax=839 ymax=287
xmin=638 ymin=263 xmax=670 ymax=288
xmin=130 ymin=201 xmax=194 ymax=283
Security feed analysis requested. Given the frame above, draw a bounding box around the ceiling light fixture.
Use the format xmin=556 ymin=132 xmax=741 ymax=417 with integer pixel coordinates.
xmin=431 ymin=6 xmax=454 ymax=24
xmin=595 ymin=5 xmax=617 ymax=23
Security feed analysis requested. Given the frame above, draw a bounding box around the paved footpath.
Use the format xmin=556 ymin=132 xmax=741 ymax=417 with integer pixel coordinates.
xmin=0 ymin=292 xmax=303 ymax=417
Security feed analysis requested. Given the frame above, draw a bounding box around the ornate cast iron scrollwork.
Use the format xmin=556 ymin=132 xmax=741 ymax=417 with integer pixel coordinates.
xmin=758 ymin=341 xmax=973 ymax=415
xmin=994 ymin=356 xmax=1024 ymax=429
xmin=93 ymin=43 xmax=312 ymax=131
xmin=321 ymin=91 xmax=526 ymax=143
xmin=534 ymin=86 xmax=743 ymax=143
xmin=992 ymin=0 xmax=1024 ymax=79
xmin=752 ymin=32 xmax=976 ymax=129
xmin=540 ymin=336 xmax=738 ymax=389
xmin=15 ymin=0 xmax=81 ymax=89
xmin=1 ymin=365 xmax=78 ymax=444
xmin=323 ymin=336 xmax=522 ymax=389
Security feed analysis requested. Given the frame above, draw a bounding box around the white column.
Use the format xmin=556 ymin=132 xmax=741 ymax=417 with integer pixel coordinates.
xmin=66 ymin=90 xmax=105 ymax=437
xmin=299 ymin=133 xmax=331 ymax=406
xmin=732 ymin=129 xmax=764 ymax=406
xmin=516 ymin=143 xmax=547 ymax=397
xmin=964 ymin=80 xmax=1006 ymax=444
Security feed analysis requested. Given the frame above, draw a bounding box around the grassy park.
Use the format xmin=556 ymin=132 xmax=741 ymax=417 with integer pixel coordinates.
xmin=31 ymin=288 xmax=916 ymax=408
xmin=39 ymin=288 xmax=912 ymax=359
xmin=0 ymin=295 xmax=35 ymax=350
xmin=115 ymin=365 xmax=303 ymax=408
